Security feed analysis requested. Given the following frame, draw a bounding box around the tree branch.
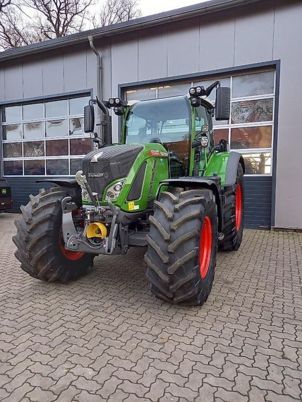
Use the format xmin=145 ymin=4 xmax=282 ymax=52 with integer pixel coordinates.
xmin=0 ymin=0 xmax=141 ymax=50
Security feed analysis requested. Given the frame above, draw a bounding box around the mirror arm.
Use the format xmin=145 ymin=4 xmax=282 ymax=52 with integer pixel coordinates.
xmin=205 ymin=81 xmax=220 ymax=97
xmin=95 ymin=97 xmax=109 ymax=116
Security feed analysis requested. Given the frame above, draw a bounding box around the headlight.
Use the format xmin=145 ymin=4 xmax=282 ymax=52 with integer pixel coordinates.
xmin=105 ymin=179 xmax=126 ymax=201
xmin=196 ymin=86 xmax=203 ymax=95
xmin=114 ymin=183 xmax=123 ymax=192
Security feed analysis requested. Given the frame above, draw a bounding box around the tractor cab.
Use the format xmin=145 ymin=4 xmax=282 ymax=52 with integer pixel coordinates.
xmin=124 ymin=96 xmax=210 ymax=177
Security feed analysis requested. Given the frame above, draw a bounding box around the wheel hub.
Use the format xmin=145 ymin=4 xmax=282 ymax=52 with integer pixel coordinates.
xmin=59 ymin=238 xmax=85 ymax=261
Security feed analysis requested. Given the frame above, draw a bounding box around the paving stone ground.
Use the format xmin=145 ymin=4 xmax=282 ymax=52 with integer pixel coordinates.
xmin=0 ymin=212 xmax=302 ymax=402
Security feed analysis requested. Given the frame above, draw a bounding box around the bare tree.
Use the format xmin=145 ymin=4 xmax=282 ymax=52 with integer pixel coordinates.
xmin=95 ymin=0 xmax=141 ymax=27
xmin=0 ymin=0 xmax=142 ymax=50
xmin=0 ymin=0 xmax=11 ymax=12
xmin=0 ymin=0 xmax=94 ymax=49
xmin=22 ymin=0 xmax=94 ymax=39
xmin=0 ymin=6 xmax=42 ymax=49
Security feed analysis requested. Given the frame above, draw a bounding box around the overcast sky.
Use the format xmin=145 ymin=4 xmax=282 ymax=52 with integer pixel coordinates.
xmin=139 ymin=0 xmax=209 ymax=16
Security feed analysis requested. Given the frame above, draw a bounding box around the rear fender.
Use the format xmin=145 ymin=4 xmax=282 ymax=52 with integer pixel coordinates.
xmin=205 ymin=151 xmax=245 ymax=186
xmin=159 ymin=177 xmax=223 ymax=232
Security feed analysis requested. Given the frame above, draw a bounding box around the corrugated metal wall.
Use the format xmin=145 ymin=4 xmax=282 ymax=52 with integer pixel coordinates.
xmin=244 ymin=177 xmax=272 ymax=228
xmin=6 ymin=177 xmax=52 ymax=210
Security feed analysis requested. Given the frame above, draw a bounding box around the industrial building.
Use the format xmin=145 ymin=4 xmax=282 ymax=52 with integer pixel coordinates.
xmin=0 ymin=0 xmax=301 ymax=229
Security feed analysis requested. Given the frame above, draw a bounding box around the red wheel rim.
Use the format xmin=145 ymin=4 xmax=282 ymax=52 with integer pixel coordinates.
xmin=199 ymin=216 xmax=212 ymax=279
xmin=59 ymin=239 xmax=85 ymax=261
xmin=235 ymin=184 xmax=243 ymax=231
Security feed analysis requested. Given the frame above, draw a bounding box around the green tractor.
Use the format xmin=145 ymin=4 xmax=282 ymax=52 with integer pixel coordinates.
xmin=13 ymin=82 xmax=244 ymax=305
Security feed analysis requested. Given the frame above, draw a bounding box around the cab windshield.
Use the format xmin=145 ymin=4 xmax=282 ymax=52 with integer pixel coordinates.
xmin=125 ymin=96 xmax=191 ymax=175
xmin=125 ymin=96 xmax=190 ymax=145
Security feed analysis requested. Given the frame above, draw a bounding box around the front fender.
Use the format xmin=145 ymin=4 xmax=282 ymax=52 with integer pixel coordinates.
xmin=205 ymin=151 xmax=245 ymax=186
xmin=159 ymin=177 xmax=223 ymax=232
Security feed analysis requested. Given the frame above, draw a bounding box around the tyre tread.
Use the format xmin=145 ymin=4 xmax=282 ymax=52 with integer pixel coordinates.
xmin=14 ymin=187 xmax=93 ymax=282
xmin=145 ymin=188 xmax=218 ymax=306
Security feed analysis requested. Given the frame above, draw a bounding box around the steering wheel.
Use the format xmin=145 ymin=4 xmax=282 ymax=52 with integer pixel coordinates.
xmin=149 ymin=137 xmax=163 ymax=144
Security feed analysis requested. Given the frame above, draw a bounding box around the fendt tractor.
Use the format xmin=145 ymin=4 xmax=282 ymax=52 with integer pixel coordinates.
xmin=14 ymin=81 xmax=244 ymax=306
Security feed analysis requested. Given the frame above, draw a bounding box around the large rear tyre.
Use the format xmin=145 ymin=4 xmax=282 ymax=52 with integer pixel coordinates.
xmin=220 ymin=164 xmax=244 ymax=251
xmin=13 ymin=187 xmax=94 ymax=282
xmin=145 ymin=188 xmax=218 ymax=306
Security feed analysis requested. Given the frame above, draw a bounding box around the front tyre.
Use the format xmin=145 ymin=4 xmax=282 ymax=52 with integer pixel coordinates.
xmin=145 ymin=188 xmax=218 ymax=306
xmin=13 ymin=187 xmax=94 ymax=282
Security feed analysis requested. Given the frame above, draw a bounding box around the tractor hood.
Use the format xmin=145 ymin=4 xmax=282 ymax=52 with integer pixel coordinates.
xmin=82 ymin=144 xmax=143 ymax=201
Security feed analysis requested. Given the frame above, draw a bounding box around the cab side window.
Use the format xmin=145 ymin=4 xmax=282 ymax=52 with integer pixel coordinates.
xmin=195 ymin=106 xmax=209 ymax=133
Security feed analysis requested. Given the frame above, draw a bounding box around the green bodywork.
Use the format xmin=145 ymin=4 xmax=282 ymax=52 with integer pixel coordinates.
xmin=204 ymin=152 xmax=230 ymax=186
xmin=104 ymin=143 xmax=169 ymax=213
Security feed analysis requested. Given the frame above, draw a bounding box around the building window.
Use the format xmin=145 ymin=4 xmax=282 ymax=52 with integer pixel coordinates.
xmin=124 ymin=69 xmax=275 ymax=175
xmin=2 ymin=95 xmax=92 ymax=176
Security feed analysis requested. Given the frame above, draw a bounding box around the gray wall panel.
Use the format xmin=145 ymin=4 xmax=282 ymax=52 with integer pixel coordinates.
xmin=3 ymin=65 xmax=23 ymax=101
xmin=0 ymin=69 xmax=4 ymax=98
xmin=234 ymin=6 xmax=274 ymax=66
xmin=22 ymin=61 xmax=43 ymax=98
xmin=199 ymin=17 xmax=235 ymax=71
xmin=42 ymin=56 xmax=64 ymax=96
xmin=167 ymin=25 xmax=200 ymax=76
xmin=111 ymin=39 xmax=138 ymax=85
xmin=138 ymin=29 xmax=168 ymax=81
xmin=63 ymin=52 xmax=87 ymax=92
xmin=111 ymin=39 xmax=139 ymax=140
xmin=272 ymin=2 xmax=302 ymax=228
xmin=101 ymin=46 xmax=113 ymax=100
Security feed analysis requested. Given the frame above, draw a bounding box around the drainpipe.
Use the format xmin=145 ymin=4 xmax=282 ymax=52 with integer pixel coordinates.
xmin=88 ymin=36 xmax=112 ymax=146
xmin=88 ymin=35 xmax=102 ymax=101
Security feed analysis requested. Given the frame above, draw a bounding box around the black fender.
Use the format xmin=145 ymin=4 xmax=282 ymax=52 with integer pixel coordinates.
xmin=36 ymin=178 xmax=79 ymax=188
xmin=225 ymin=152 xmax=245 ymax=186
xmin=36 ymin=179 xmax=82 ymax=205
xmin=159 ymin=177 xmax=224 ymax=232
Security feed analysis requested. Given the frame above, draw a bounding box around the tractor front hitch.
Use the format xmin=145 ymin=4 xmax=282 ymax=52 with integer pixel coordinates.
xmin=61 ymin=197 xmax=120 ymax=255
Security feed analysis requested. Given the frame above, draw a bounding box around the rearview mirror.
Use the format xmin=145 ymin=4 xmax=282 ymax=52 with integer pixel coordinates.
xmin=84 ymin=104 xmax=95 ymax=133
xmin=215 ymin=87 xmax=230 ymax=121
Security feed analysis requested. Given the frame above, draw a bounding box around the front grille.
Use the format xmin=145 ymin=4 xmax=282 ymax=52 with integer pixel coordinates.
xmin=82 ymin=145 xmax=143 ymax=200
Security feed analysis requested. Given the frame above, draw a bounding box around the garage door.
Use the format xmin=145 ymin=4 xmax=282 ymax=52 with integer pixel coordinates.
xmin=1 ymin=94 xmax=94 ymax=210
xmin=124 ymin=69 xmax=276 ymax=229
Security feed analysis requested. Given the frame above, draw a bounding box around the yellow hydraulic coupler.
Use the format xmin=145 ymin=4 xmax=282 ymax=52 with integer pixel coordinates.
xmin=86 ymin=222 xmax=108 ymax=239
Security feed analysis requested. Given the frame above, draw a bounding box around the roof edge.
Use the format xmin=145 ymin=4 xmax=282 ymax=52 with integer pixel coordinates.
xmin=0 ymin=0 xmax=264 ymax=63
